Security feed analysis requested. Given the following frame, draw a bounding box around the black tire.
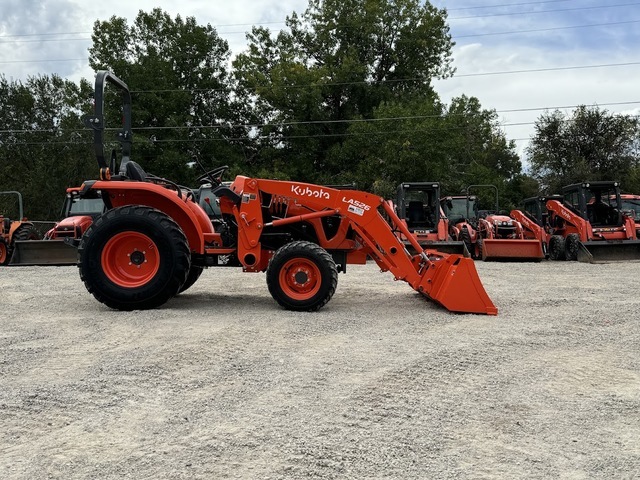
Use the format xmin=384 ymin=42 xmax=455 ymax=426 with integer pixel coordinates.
xmin=14 ymin=223 xmax=40 ymax=241
xmin=178 ymin=265 xmax=204 ymax=293
xmin=2 ymin=223 xmax=39 ymax=265
xmin=548 ymin=235 xmax=566 ymax=261
xmin=266 ymin=240 xmax=338 ymax=312
xmin=78 ymin=206 xmax=190 ymax=310
xmin=0 ymin=240 xmax=9 ymax=265
xmin=460 ymin=227 xmax=475 ymax=259
xmin=477 ymin=238 xmax=484 ymax=260
xmin=565 ymin=233 xmax=581 ymax=261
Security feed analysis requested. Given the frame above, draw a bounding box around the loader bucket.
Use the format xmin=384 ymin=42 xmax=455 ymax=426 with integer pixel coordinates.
xmin=406 ymin=240 xmax=469 ymax=257
xmin=421 ymin=255 xmax=498 ymax=315
xmin=481 ymin=239 xmax=545 ymax=262
xmin=576 ymin=240 xmax=640 ymax=264
xmin=9 ymin=239 xmax=78 ymax=266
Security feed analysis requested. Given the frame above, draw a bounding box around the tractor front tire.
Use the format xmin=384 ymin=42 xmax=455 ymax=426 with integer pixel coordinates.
xmin=78 ymin=206 xmax=190 ymax=310
xmin=565 ymin=233 xmax=581 ymax=261
xmin=266 ymin=241 xmax=338 ymax=312
xmin=548 ymin=235 xmax=566 ymax=261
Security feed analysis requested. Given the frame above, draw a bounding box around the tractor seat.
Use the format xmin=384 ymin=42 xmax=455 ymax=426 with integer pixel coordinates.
xmin=407 ymin=201 xmax=426 ymax=223
xmin=124 ymin=161 xmax=148 ymax=182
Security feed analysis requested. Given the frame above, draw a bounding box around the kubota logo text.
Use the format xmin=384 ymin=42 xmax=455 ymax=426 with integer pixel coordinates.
xmin=291 ymin=185 xmax=330 ymax=199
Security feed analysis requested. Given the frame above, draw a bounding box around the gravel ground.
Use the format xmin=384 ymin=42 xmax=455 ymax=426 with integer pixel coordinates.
xmin=1 ymin=260 xmax=639 ymax=479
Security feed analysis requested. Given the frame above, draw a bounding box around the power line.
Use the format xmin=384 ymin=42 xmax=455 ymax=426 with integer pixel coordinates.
xmin=450 ymin=1 xmax=640 ymax=20
xmin=1 ymin=101 xmax=638 ymax=135
xmin=4 ymin=17 xmax=638 ymax=45
xmin=444 ymin=0 xmax=572 ymax=11
xmin=455 ymin=19 xmax=640 ymax=38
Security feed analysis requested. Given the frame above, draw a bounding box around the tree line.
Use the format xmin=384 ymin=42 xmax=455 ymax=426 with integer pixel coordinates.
xmin=1 ymin=1 xmax=639 ymax=220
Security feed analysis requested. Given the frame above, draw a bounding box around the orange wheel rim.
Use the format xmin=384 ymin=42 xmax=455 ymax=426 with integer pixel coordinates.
xmin=101 ymin=232 xmax=160 ymax=288
xmin=278 ymin=258 xmax=321 ymax=301
xmin=0 ymin=243 xmax=6 ymax=264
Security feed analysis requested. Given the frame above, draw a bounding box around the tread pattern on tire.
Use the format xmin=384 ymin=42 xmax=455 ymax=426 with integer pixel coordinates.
xmin=266 ymin=240 xmax=338 ymax=312
xmin=549 ymin=235 xmax=566 ymax=261
xmin=78 ymin=206 xmax=190 ymax=310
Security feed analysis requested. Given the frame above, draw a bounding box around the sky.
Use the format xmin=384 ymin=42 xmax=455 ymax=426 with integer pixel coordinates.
xmin=1 ymin=0 xmax=639 ymax=167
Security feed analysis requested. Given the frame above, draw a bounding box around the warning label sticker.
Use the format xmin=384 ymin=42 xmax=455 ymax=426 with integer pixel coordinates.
xmin=348 ymin=205 xmax=365 ymax=216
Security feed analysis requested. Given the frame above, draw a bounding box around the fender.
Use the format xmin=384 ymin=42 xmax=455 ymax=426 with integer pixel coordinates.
xmin=82 ymin=180 xmax=214 ymax=253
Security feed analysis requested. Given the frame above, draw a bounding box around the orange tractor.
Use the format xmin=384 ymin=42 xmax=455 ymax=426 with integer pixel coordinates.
xmin=9 ymin=188 xmax=104 ymax=266
xmin=468 ymin=185 xmax=544 ymax=261
xmin=0 ymin=191 xmax=40 ymax=265
xmin=441 ymin=186 xmax=544 ymax=261
xmin=391 ymin=182 xmax=468 ymax=256
xmin=546 ymin=181 xmax=640 ymax=262
xmin=70 ymin=71 xmax=497 ymax=315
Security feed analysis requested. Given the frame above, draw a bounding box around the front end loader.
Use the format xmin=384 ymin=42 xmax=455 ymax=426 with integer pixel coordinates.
xmin=546 ymin=181 xmax=640 ymax=263
xmin=71 ymin=70 xmax=498 ymax=315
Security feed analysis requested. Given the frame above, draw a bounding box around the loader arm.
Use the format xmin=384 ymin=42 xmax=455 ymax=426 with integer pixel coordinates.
xmin=510 ymin=209 xmax=546 ymax=242
xmin=223 ymin=177 xmax=497 ymax=315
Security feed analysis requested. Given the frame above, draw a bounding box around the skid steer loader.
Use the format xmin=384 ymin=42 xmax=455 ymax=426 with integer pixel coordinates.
xmin=71 ymin=70 xmax=497 ymax=315
xmin=391 ymin=182 xmax=468 ymax=256
xmin=546 ymin=181 xmax=640 ymax=263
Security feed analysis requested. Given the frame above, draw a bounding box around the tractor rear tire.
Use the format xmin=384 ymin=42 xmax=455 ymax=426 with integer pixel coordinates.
xmin=565 ymin=233 xmax=581 ymax=261
xmin=14 ymin=223 xmax=40 ymax=241
xmin=2 ymin=223 xmax=39 ymax=265
xmin=78 ymin=206 xmax=190 ymax=311
xmin=179 ymin=265 xmax=204 ymax=293
xmin=548 ymin=235 xmax=566 ymax=261
xmin=0 ymin=240 xmax=9 ymax=265
xmin=266 ymin=241 xmax=338 ymax=312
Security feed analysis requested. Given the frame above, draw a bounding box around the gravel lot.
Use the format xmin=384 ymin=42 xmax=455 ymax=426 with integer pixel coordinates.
xmin=1 ymin=260 xmax=639 ymax=479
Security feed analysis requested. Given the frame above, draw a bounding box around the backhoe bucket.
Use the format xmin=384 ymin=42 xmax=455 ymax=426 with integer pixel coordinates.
xmin=9 ymin=239 xmax=78 ymax=266
xmin=421 ymin=255 xmax=498 ymax=315
xmin=577 ymin=240 xmax=640 ymax=264
xmin=481 ymin=239 xmax=544 ymax=261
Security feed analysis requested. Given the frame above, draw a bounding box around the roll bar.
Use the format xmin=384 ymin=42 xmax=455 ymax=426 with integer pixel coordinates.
xmin=82 ymin=70 xmax=133 ymax=179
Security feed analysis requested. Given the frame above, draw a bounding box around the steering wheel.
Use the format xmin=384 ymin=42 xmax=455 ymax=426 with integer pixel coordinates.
xmin=197 ymin=165 xmax=228 ymax=186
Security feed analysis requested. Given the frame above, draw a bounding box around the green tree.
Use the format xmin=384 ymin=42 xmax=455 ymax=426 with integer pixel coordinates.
xmin=527 ymin=105 xmax=640 ymax=193
xmin=233 ymin=0 xmax=454 ymax=181
xmin=0 ymin=74 xmax=94 ymax=220
xmin=327 ymin=94 xmax=521 ymax=205
xmin=89 ymin=8 xmax=248 ymax=185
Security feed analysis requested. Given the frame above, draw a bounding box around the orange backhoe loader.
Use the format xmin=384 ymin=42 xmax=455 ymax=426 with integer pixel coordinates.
xmin=391 ymin=182 xmax=468 ymax=256
xmin=0 ymin=191 xmax=40 ymax=265
xmin=71 ymin=70 xmax=497 ymax=315
xmin=546 ymin=181 xmax=640 ymax=263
